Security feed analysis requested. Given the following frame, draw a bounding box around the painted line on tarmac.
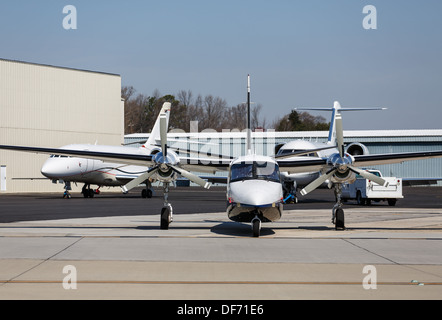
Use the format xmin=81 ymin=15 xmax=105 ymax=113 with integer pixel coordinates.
xmin=1 ymin=280 xmax=441 ymax=286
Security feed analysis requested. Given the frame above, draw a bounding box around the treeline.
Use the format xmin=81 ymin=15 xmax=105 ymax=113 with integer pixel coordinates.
xmin=122 ymin=86 xmax=329 ymax=134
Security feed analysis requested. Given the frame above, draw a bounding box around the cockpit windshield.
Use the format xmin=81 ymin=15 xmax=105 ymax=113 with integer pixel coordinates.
xmin=278 ymin=149 xmax=318 ymax=157
xmin=230 ymin=161 xmax=280 ymax=182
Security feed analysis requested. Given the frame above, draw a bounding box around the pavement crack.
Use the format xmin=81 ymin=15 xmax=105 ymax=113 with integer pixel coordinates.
xmin=0 ymin=237 xmax=84 ymax=286
xmin=342 ymin=238 xmax=399 ymax=265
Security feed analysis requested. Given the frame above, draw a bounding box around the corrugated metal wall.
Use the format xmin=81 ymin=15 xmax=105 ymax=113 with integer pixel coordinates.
xmin=0 ymin=59 xmax=123 ymax=193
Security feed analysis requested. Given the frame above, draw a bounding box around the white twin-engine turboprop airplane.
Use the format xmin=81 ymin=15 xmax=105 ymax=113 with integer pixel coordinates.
xmin=276 ymin=101 xmax=386 ymax=203
xmin=40 ymin=102 xmax=173 ymax=199
xmin=2 ymin=76 xmax=442 ymax=236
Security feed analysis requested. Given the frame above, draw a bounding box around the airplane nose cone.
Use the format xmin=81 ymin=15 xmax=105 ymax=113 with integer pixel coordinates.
xmin=41 ymin=159 xmax=61 ymax=179
xmin=229 ymin=180 xmax=282 ymax=206
xmin=40 ymin=161 xmax=53 ymax=178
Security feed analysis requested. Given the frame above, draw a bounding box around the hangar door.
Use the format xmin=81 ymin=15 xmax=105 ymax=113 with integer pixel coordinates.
xmin=0 ymin=166 xmax=6 ymax=191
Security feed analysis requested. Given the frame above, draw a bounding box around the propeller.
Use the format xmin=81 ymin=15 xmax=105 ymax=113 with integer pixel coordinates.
xmin=300 ymin=168 xmax=336 ymax=196
xmin=299 ymin=110 xmax=389 ymax=196
xmin=349 ymin=167 xmax=389 ymax=187
xmin=122 ymin=110 xmax=212 ymax=193
xmin=121 ymin=166 xmax=159 ymax=194
xmin=160 ymin=113 xmax=168 ymax=157
xmin=335 ymin=113 xmax=344 ymax=157
xmin=171 ymin=165 xmax=211 ymax=189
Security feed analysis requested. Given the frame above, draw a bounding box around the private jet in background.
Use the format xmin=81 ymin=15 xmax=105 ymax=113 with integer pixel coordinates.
xmin=276 ymin=101 xmax=386 ymax=203
xmin=29 ymin=102 xmax=171 ymax=198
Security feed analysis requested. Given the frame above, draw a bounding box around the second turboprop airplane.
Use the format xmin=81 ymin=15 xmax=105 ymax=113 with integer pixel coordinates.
xmin=276 ymin=101 xmax=385 ymax=202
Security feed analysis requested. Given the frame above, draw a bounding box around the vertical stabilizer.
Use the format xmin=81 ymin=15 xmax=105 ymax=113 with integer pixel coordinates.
xmin=327 ymin=101 xmax=341 ymax=145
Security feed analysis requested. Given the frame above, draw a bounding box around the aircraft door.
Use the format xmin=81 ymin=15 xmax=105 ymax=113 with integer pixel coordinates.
xmin=78 ymin=158 xmax=88 ymax=175
xmin=1 ymin=166 xmax=6 ymax=191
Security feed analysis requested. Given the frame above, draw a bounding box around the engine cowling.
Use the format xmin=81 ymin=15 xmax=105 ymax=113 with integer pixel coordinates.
xmin=345 ymin=142 xmax=369 ymax=156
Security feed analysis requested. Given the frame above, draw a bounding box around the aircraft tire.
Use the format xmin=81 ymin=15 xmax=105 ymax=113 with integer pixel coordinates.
xmin=252 ymin=219 xmax=261 ymax=238
xmin=160 ymin=207 xmax=170 ymax=230
xmin=335 ymin=208 xmax=345 ymax=230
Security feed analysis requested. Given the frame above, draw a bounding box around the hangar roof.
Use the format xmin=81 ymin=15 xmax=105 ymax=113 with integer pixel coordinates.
xmin=0 ymin=58 xmax=120 ymax=77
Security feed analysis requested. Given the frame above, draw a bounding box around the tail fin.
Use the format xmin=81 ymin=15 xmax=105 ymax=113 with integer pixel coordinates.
xmin=141 ymin=102 xmax=171 ymax=152
xmin=295 ymin=101 xmax=386 ymax=145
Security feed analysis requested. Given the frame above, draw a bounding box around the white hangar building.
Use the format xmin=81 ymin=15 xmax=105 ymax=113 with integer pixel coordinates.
xmin=0 ymin=59 xmax=123 ymax=193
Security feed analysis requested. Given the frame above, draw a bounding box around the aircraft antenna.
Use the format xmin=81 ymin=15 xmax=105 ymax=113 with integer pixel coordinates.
xmin=246 ymin=74 xmax=252 ymax=154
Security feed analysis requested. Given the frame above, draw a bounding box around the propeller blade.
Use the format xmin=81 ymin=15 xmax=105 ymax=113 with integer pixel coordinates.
xmin=160 ymin=113 xmax=168 ymax=157
xmin=171 ymin=166 xmax=211 ymax=189
xmin=121 ymin=166 xmax=159 ymax=193
xmin=300 ymin=168 xmax=336 ymax=196
xmin=349 ymin=166 xmax=389 ymax=187
xmin=335 ymin=113 xmax=344 ymax=157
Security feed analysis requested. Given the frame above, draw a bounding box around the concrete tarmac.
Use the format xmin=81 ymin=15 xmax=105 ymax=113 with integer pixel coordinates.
xmin=0 ymin=187 xmax=441 ymax=300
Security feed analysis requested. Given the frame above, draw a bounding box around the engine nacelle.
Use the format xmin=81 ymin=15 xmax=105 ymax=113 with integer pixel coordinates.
xmin=345 ymin=142 xmax=369 ymax=156
xmin=331 ymin=170 xmax=356 ymax=184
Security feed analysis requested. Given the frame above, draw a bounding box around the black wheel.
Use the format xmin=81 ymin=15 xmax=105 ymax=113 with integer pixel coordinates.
xmin=142 ymin=189 xmax=153 ymax=198
xmin=160 ymin=207 xmax=170 ymax=230
xmin=335 ymin=207 xmax=345 ymax=230
xmin=388 ymin=199 xmax=397 ymax=206
xmin=252 ymin=219 xmax=261 ymax=237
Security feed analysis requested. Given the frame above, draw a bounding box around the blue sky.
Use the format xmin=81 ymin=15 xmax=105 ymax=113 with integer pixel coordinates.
xmin=1 ymin=0 xmax=441 ymax=130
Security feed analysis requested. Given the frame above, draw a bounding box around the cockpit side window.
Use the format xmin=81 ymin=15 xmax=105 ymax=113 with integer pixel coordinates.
xmin=231 ymin=163 xmax=253 ymax=181
xmin=279 ymin=149 xmax=318 ymax=157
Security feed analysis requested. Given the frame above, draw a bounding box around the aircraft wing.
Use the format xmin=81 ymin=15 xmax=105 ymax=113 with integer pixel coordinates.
xmin=353 ymin=150 xmax=442 ymax=167
xmin=180 ymin=158 xmax=231 ymax=174
xmin=0 ymin=145 xmax=154 ymax=166
xmin=277 ymin=150 xmax=442 ymax=174
xmin=277 ymin=158 xmax=328 ymax=174
xmin=402 ymin=178 xmax=442 ymax=186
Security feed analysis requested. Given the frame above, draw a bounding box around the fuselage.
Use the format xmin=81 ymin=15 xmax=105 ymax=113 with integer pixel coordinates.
xmin=226 ymin=154 xmax=283 ymax=223
xmin=40 ymin=144 xmax=152 ymax=186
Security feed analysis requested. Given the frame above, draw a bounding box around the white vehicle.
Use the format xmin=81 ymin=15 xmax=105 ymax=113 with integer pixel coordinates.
xmin=341 ymin=169 xmax=403 ymax=206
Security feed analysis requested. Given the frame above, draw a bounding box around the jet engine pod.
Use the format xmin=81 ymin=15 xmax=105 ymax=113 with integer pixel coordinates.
xmin=346 ymin=142 xmax=369 ymax=156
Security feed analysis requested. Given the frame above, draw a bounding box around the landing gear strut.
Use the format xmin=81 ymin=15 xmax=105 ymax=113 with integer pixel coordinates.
xmin=141 ymin=180 xmax=153 ymax=198
xmin=332 ymin=184 xmax=345 ymax=230
xmin=160 ymin=183 xmax=173 ymax=230
xmin=63 ymin=181 xmax=72 ymax=199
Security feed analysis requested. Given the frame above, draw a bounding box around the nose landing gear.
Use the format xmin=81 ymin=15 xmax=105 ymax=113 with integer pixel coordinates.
xmin=332 ymin=184 xmax=346 ymax=230
xmin=252 ymin=215 xmax=262 ymax=238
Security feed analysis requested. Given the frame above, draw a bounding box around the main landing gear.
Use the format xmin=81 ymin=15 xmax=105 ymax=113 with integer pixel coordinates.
xmin=332 ymin=184 xmax=345 ymax=230
xmin=82 ymin=184 xmax=100 ymax=198
xmin=160 ymin=183 xmax=173 ymax=230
